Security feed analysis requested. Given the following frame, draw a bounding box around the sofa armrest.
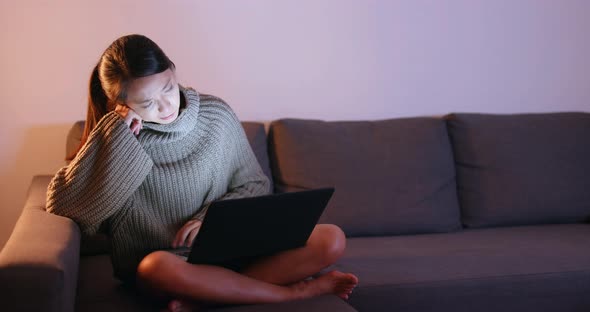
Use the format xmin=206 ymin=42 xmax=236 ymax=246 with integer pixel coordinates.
xmin=0 ymin=176 xmax=81 ymax=312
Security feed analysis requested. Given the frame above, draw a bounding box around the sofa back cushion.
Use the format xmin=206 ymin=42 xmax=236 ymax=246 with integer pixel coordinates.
xmin=446 ymin=113 xmax=590 ymax=228
xmin=268 ymin=118 xmax=462 ymax=237
xmin=240 ymin=122 xmax=274 ymax=186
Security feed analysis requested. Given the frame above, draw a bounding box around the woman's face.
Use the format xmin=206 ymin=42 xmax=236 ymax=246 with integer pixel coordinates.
xmin=125 ymin=68 xmax=181 ymax=124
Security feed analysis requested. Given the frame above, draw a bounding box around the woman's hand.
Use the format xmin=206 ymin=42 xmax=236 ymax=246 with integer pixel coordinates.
xmin=115 ymin=104 xmax=143 ymax=135
xmin=173 ymin=219 xmax=202 ymax=248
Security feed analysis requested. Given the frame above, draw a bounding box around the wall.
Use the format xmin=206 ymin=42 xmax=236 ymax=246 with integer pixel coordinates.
xmin=1 ymin=0 xmax=589 ymax=249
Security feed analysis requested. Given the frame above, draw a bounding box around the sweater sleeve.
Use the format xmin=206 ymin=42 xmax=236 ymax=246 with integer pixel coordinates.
xmin=46 ymin=112 xmax=154 ymax=236
xmin=191 ymin=102 xmax=271 ymax=221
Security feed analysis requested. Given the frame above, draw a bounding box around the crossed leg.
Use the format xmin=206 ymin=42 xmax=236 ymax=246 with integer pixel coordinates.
xmin=240 ymin=224 xmax=348 ymax=285
xmin=135 ymin=224 xmax=358 ymax=311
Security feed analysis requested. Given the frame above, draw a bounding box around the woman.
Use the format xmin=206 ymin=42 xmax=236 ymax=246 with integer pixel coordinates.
xmin=46 ymin=34 xmax=358 ymax=311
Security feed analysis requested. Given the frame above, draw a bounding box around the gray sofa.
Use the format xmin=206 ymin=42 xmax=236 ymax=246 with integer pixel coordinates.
xmin=1 ymin=112 xmax=590 ymax=312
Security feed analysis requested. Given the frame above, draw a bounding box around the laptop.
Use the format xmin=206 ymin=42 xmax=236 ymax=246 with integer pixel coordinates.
xmin=186 ymin=187 xmax=335 ymax=271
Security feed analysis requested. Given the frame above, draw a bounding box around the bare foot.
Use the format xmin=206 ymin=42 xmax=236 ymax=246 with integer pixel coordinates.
xmin=290 ymin=271 xmax=358 ymax=300
xmin=165 ymin=299 xmax=201 ymax=312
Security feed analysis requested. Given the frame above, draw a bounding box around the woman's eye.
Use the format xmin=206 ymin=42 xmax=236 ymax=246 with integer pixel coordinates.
xmin=143 ymin=102 xmax=153 ymax=109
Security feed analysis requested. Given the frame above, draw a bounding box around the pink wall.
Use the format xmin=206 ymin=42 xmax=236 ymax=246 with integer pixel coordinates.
xmin=1 ymin=0 xmax=589 ymax=248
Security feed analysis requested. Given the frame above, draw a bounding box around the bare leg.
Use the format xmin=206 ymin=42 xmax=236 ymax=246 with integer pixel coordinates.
xmin=241 ymin=224 xmax=349 ymax=285
xmin=142 ymin=224 xmax=358 ymax=311
xmin=137 ymin=252 xmax=295 ymax=305
xmin=136 ymin=251 xmax=358 ymax=308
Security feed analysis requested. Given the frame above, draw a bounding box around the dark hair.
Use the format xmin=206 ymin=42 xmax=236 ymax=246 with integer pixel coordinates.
xmin=68 ymin=34 xmax=175 ymax=160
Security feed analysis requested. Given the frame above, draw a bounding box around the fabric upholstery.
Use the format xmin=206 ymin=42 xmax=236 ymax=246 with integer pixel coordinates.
xmin=335 ymin=224 xmax=590 ymax=312
xmin=241 ymin=122 xmax=274 ymax=186
xmin=23 ymin=175 xmax=53 ymax=211
xmin=0 ymin=176 xmax=81 ymax=312
xmin=268 ymin=118 xmax=462 ymax=237
xmin=66 ymin=120 xmax=84 ymax=160
xmin=210 ymin=295 xmax=357 ymax=311
xmin=446 ymin=113 xmax=590 ymax=228
xmin=76 ymin=255 xmax=156 ymax=311
xmin=9 ymin=113 xmax=590 ymax=312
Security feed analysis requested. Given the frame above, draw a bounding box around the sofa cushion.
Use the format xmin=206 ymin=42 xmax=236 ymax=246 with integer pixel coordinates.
xmin=241 ymin=122 xmax=273 ymax=186
xmin=268 ymin=118 xmax=461 ymax=237
xmin=446 ymin=113 xmax=590 ymax=228
xmin=335 ymin=224 xmax=590 ymax=312
xmin=209 ymin=295 xmax=357 ymax=312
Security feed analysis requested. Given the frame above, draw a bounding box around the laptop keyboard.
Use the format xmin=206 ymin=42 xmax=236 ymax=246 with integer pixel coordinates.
xmin=165 ymin=248 xmax=190 ymax=259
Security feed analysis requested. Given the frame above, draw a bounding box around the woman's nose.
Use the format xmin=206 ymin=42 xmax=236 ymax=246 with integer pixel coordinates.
xmin=158 ymin=98 xmax=172 ymax=113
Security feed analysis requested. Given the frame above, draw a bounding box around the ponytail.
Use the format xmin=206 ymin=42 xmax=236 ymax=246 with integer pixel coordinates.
xmin=66 ymin=64 xmax=110 ymax=161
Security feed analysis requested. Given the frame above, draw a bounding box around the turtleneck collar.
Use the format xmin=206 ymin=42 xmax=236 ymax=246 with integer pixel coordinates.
xmin=138 ymin=85 xmax=200 ymax=145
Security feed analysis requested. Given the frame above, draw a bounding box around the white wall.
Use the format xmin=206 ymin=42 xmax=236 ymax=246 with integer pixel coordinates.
xmin=1 ymin=0 xmax=589 ymax=248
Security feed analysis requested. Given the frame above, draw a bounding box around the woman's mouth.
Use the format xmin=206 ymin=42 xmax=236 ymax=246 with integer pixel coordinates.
xmin=161 ymin=112 xmax=176 ymax=121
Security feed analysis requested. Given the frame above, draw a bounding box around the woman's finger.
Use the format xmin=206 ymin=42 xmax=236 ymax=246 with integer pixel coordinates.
xmin=173 ymin=224 xmax=189 ymax=248
xmin=132 ymin=119 xmax=142 ymax=135
xmin=130 ymin=119 xmax=138 ymax=132
xmin=185 ymin=223 xmax=202 ymax=247
xmin=172 ymin=230 xmax=181 ymax=248
xmin=173 ymin=220 xmax=201 ymax=248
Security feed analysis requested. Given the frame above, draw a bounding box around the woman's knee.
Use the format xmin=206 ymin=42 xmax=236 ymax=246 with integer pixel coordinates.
xmin=136 ymin=250 xmax=175 ymax=283
xmin=136 ymin=251 xmax=183 ymax=300
xmin=310 ymin=224 xmax=347 ymax=266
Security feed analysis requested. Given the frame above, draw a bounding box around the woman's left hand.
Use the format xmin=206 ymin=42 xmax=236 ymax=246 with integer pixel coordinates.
xmin=172 ymin=219 xmax=202 ymax=248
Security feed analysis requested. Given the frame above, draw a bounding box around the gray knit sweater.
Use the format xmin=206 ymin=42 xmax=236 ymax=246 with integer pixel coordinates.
xmin=46 ymin=86 xmax=271 ymax=282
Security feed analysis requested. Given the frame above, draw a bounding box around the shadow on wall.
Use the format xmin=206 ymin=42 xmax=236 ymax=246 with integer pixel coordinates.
xmin=0 ymin=124 xmax=71 ymax=249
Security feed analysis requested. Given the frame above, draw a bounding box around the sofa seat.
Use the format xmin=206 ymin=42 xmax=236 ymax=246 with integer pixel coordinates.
xmin=75 ymin=254 xmax=357 ymax=312
xmin=335 ymin=224 xmax=590 ymax=312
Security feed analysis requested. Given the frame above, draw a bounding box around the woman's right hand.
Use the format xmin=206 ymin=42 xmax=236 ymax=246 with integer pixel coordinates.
xmin=173 ymin=219 xmax=202 ymax=248
xmin=115 ymin=104 xmax=143 ymax=135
